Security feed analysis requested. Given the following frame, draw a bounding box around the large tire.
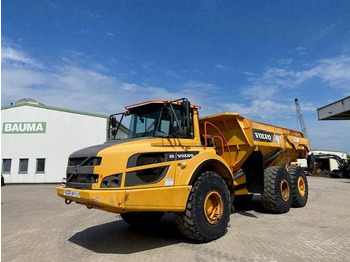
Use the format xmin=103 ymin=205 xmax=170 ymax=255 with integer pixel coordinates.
xmin=121 ymin=212 xmax=164 ymax=227
xmin=288 ymin=165 xmax=308 ymax=207
xmin=261 ymin=166 xmax=292 ymax=214
xmin=175 ymin=171 xmax=231 ymax=242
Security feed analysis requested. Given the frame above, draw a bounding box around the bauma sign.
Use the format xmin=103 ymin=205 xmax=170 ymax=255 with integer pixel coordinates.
xmin=2 ymin=122 xmax=46 ymax=134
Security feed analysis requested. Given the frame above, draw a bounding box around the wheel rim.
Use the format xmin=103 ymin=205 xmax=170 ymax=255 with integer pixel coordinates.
xmin=203 ymin=190 xmax=224 ymax=224
xmin=280 ymin=179 xmax=290 ymax=201
xmin=298 ymin=176 xmax=306 ymax=197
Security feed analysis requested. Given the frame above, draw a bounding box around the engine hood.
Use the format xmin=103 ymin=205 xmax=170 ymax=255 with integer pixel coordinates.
xmin=69 ymin=137 xmax=160 ymax=159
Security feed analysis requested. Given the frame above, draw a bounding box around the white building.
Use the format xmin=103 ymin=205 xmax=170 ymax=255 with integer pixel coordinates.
xmin=1 ymin=98 xmax=128 ymax=183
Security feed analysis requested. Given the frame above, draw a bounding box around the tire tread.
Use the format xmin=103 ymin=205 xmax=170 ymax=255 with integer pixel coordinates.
xmin=175 ymin=171 xmax=230 ymax=242
xmin=261 ymin=166 xmax=291 ymax=213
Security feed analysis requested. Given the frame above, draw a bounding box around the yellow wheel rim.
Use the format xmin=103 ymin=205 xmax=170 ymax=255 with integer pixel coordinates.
xmin=298 ymin=177 xmax=306 ymax=197
xmin=280 ymin=179 xmax=290 ymax=202
xmin=204 ymin=190 xmax=224 ymax=224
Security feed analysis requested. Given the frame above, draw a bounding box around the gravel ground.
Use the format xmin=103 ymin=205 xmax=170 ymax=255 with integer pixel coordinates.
xmin=2 ymin=175 xmax=350 ymax=262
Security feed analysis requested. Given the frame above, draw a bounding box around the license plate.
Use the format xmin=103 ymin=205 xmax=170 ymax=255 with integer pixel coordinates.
xmin=64 ymin=190 xmax=80 ymax=198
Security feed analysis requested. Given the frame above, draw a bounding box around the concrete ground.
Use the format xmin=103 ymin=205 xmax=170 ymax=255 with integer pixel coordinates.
xmin=2 ymin=176 xmax=350 ymax=262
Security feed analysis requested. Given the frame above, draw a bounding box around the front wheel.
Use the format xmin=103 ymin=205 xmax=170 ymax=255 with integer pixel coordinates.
xmin=175 ymin=171 xmax=231 ymax=242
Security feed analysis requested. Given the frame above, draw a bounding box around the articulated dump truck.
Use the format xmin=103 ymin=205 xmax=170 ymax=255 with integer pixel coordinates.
xmin=57 ymin=98 xmax=310 ymax=242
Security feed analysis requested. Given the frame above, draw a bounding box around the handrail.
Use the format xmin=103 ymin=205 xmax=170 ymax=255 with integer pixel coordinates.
xmin=211 ymin=135 xmax=224 ymax=151
xmin=203 ymin=121 xmax=234 ymax=172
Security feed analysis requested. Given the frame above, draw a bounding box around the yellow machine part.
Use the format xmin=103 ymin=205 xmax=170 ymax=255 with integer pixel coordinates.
xmin=199 ymin=112 xmax=310 ymax=170
xmin=57 ymin=185 xmax=191 ymax=213
xmin=57 ymin=107 xmax=310 ymax=214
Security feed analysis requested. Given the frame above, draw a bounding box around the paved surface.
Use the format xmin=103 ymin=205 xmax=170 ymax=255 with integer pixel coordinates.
xmin=2 ymin=176 xmax=350 ymax=262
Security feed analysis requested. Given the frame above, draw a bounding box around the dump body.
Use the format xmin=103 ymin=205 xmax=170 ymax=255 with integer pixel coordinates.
xmin=199 ymin=113 xmax=310 ymax=172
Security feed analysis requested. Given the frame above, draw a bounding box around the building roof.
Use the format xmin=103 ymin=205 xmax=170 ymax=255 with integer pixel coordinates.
xmin=2 ymin=101 xmax=108 ymax=119
xmin=317 ymin=96 xmax=350 ymax=120
xmin=2 ymin=101 xmax=129 ymax=135
xmin=311 ymin=149 xmax=347 ymax=154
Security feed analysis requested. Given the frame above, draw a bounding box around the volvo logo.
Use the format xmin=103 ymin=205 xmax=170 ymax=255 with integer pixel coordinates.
xmin=252 ymin=129 xmax=274 ymax=142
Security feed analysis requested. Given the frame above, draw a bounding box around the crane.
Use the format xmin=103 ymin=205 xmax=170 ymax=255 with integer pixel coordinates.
xmin=295 ymin=98 xmax=308 ymax=138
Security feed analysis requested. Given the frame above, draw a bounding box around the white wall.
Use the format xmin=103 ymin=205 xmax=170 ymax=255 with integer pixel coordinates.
xmin=1 ymin=105 xmax=108 ymax=183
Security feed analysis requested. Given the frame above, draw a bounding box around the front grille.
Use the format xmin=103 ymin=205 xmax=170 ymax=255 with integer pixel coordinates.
xmin=66 ymin=173 xmax=99 ymax=189
xmin=66 ymin=156 xmax=101 ymax=189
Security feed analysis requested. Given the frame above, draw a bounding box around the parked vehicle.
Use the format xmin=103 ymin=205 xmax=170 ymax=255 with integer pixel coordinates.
xmin=57 ymin=98 xmax=310 ymax=242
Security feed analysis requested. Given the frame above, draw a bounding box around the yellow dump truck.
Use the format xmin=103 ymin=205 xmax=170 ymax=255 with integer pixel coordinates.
xmin=57 ymin=98 xmax=310 ymax=242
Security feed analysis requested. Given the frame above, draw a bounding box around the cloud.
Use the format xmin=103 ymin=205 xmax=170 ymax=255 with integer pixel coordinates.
xmin=241 ymin=55 xmax=350 ymax=97
xmin=2 ymin=42 xmax=349 ymax=153
xmin=312 ymin=56 xmax=350 ymax=90
xmin=240 ymin=85 xmax=278 ymax=100
xmin=184 ymin=81 xmax=219 ymax=91
xmin=240 ymin=71 xmax=256 ymax=76
xmin=1 ymin=44 xmax=219 ymax=116
xmin=289 ymin=47 xmax=307 ymax=55
xmin=105 ymin=32 xmax=115 ymax=37
xmin=276 ymin=58 xmax=293 ymax=65
xmin=237 ymin=54 xmax=350 ymax=119
xmin=85 ymin=12 xmax=100 ymax=20
xmin=215 ymin=64 xmax=233 ymax=70
xmin=235 ymin=54 xmax=350 ymax=152
xmin=2 ymin=46 xmax=42 ymax=68
xmin=224 ymin=99 xmax=296 ymax=119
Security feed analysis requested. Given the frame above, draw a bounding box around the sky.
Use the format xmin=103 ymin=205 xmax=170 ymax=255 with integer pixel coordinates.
xmin=2 ymin=0 xmax=350 ymax=153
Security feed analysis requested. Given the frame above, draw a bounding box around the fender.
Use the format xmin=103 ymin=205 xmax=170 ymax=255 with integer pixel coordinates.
xmin=189 ymin=158 xmax=234 ymax=186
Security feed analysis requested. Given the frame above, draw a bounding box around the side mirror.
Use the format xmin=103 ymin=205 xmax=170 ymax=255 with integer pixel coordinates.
xmin=111 ymin=116 xmax=117 ymax=128
xmin=180 ymin=99 xmax=191 ymax=115
xmin=180 ymin=99 xmax=191 ymax=133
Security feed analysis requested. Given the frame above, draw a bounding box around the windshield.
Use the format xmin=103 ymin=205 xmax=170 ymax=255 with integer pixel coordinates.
xmin=109 ymin=103 xmax=194 ymax=139
xmin=128 ymin=104 xmax=193 ymax=138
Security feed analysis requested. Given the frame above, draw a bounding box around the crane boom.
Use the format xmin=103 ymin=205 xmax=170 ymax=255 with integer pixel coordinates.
xmin=295 ymin=98 xmax=308 ymax=138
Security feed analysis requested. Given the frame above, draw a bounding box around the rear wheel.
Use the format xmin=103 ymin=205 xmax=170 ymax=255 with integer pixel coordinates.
xmin=288 ymin=165 xmax=308 ymax=207
xmin=121 ymin=212 xmax=164 ymax=227
xmin=175 ymin=171 xmax=231 ymax=242
xmin=261 ymin=166 xmax=292 ymax=213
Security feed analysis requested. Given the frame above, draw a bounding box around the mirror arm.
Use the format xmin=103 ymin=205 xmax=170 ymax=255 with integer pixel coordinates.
xmin=185 ymin=98 xmax=190 ymax=134
xmin=114 ymin=113 xmax=125 ymax=139
xmin=168 ymin=102 xmax=184 ymax=133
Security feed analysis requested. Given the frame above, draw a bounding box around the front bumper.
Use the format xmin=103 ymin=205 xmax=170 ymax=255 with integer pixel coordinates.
xmin=57 ymin=185 xmax=191 ymax=214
